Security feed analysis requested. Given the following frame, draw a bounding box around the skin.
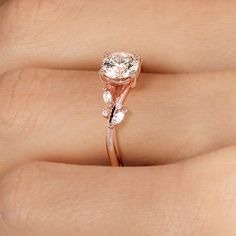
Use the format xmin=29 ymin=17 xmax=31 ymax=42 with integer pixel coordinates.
xmin=0 ymin=0 xmax=236 ymax=235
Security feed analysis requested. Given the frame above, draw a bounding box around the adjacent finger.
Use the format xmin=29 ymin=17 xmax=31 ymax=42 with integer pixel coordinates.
xmin=1 ymin=0 xmax=236 ymax=74
xmin=1 ymin=69 xmax=236 ymax=175
xmin=1 ymin=145 xmax=236 ymax=235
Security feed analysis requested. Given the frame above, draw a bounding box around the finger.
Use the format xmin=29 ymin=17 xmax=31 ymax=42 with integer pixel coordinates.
xmin=1 ymin=146 xmax=236 ymax=236
xmin=1 ymin=1 xmax=236 ymax=74
xmin=1 ymin=69 xmax=236 ymax=174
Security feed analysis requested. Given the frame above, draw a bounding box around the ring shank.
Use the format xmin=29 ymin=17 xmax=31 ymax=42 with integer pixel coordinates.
xmin=106 ymin=127 xmax=124 ymax=166
xmin=105 ymin=86 xmax=131 ymax=166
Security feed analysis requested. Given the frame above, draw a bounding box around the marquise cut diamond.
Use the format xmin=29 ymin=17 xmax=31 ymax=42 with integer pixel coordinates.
xmin=111 ymin=111 xmax=125 ymax=125
xmin=103 ymin=90 xmax=112 ymax=104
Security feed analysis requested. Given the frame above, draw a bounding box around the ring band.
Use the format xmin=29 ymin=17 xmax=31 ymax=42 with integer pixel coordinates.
xmin=99 ymin=52 xmax=142 ymax=166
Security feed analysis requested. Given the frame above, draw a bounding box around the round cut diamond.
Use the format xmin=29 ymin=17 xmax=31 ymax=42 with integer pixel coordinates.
xmin=101 ymin=109 xmax=110 ymax=118
xmin=101 ymin=52 xmax=140 ymax=80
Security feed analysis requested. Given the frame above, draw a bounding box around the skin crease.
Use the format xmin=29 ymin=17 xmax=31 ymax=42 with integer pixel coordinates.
xmin=0 ymin=0 xmax=236 ymax=235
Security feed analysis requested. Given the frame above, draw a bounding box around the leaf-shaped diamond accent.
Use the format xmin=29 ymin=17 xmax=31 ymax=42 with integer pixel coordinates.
xmin=103 ymin=90 xmax=112 ymax=104
xmin=111 ymin=111 xmax=125 ymax=125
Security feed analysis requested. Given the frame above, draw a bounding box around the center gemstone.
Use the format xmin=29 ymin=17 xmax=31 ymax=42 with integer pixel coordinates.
xmin=101 ymin=52 xmax=140 ymax=80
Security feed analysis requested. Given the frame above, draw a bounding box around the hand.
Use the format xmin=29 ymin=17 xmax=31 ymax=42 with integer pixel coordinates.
xmin=0 ymin=1 xmax=236 ymax=235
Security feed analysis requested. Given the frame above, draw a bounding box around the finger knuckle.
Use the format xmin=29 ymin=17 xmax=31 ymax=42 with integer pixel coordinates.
xmin=0 ymin=162 xmax=45 ymax=230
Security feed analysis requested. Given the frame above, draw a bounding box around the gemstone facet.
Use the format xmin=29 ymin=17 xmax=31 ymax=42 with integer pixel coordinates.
xmin=111 ymin=111 xmax=125 ymax=125
xmin=103 ymin=90 xmax=112 ymax=104
xmin=101 ymin=52 xmax=140 ymax=80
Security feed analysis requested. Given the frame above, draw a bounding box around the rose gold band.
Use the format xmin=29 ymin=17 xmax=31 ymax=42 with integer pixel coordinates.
xmin=105 ymin=85 xmax=131 ymax=166
xmin=100 ymin=52 xmax=141 ymax=166
xmin=106 ymin=127 xmax=123 ymax=166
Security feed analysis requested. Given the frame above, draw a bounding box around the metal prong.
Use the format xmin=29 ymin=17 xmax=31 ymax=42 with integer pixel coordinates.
xmin=130 ymin=73 xmax=137 ymax=88
xmin=134 ymin=54 xmax=141 ymax=62
xmin=99 ymin=69 xmax=105 ymax=79
xmin=104 ymin=51 xmax=112 ymax=58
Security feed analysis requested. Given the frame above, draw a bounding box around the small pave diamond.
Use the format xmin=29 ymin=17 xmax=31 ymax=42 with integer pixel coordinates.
xmin=101 ymin=52 xmax=140 ymax=80
xmin=121 ymin=106 xmax=128 ymax=114
xmin=101 ymin=109 xmax=110 ymax=118
xmin=103 ymin=90 xmax=112 ymax=104
xmin=115 ymin=101 xmax=122 ymax=109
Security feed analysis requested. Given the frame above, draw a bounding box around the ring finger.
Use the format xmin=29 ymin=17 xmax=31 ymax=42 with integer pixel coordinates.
xmin=0 ymin=68 xmax=236 ymax=175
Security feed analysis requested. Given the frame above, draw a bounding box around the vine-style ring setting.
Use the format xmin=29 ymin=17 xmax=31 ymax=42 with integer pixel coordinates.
xmin=99 ymin=52 xmax=142 ymax=166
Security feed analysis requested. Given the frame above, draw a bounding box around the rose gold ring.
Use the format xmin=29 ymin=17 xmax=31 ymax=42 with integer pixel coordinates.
xmin=99 ymin=52 xmax=142 ymax=166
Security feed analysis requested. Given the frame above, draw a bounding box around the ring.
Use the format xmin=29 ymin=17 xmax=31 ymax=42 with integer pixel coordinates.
xmin=99 ymin=52 xmax=142 ymax=166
